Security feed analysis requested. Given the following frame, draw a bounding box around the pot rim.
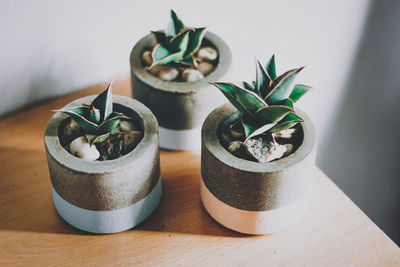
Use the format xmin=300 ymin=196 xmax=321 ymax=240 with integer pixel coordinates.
xmin=130 ymin=31 xmax=232 ymax=94
xmin=202 ymin=103 xmax=317 ymax=173
xmin=44 ymin=95 xmax=158 ymax=174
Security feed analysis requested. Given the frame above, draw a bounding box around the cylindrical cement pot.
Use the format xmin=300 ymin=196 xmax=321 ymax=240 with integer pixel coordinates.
xmin=201 ymin=103 xmax=317 ymax=234
xmin=44 ymin=96 xmax=161 ymax=234
xmin=130 ymin=32 xmax=231 ymax=150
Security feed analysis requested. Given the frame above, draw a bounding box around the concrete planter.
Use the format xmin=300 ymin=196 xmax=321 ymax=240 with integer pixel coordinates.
xmin=44 ymin=95 xmax=161 ymax=234
xmin=130 ymin=32 xmax=231 ymax=150
xmin=201 ymin=104 xmax=317 ymax=234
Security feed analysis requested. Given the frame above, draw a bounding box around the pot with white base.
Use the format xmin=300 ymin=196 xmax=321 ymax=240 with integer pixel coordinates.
xmin=130 ymin=32 xmax=231 ymax=150
xmin=201 ymin=104 xmax=316 ymax=234
xmin=44 ymin=95 xmax=161 ymax=234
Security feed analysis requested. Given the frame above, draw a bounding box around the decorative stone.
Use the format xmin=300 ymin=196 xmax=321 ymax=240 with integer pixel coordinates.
xmin=148 ymin=65 xmax=164 ymax=76
xmin=244 ymin=137 xmax=286 ymax=163
xmin=197 ymin=46 xmax=218 ymax=61
xmin=274 ymin=128 xmax=296 ymax=139
xmin=227 ymin=141 xmax=243 ymax=156
xmin=64 ymin=118 xmax=81 ymax=138
xmin=141 ymin=50 xmax=153 ymax=66
xmin=283 ymin=143 xmax=294 ymax=157
xmin=220 ymin=130 xmax=232 ymax=146
xmin=230 ymin=126 xmax=244 ymax=140
xmin=119 ymin=120 xmax=137 ymax=132
xmin=158 ymin=67 xmax=179 ymax=81
xmin=198 ymin=62 xmax=214 ymax=76
xmin=182 ymin=69 xmax=204 ymax=82
xmin=123 ymin=130 xmax=143 ymax=153
xmin=69 ymin=136 xmax=100 ymax=161
xmin=96 ymin=134 xmax=124 ymax=161
xmin=265 ymin=141 xmax=287 ymax=162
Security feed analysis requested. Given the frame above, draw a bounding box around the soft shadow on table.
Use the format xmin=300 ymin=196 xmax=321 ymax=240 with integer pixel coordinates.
xmin=135 ymin=154 xmax=256 ymax=238
xmin=0 ymin=147 xmax=256 ymax=238
xmin=0 ymin=148 xmax=95 ymax=235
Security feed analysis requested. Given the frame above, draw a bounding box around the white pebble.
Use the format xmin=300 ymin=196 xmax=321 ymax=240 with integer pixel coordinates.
xmin=119 ymin=121 xmax=136 ymax=132
xmin=142 ymin=50 xmax=153 ymax=66
xmin=158 ymin=67 xmax=179 ymax=81
xmin=197 ymin=47 xmax=218 ymax=61
xmin=63 ymin=119 xmax=81 ymax=138
xmin=227 ymin=141 xmax=243 ymax=154
xmin=274 ymin=128 xmax=296 ymax=139
xmin=265 ymin=142 xmax=287 ymax=162
xmin=69 ymin=136 xmax=100 ymax=161
xmin=182 ymin=69 xmax=204 ymax=82
xmin=198 ymin=62 xmax=215 ymax=76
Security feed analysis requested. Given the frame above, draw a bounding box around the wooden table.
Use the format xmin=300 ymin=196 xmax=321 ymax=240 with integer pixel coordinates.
xmin=0 ymin=78 xmax=398 ymax=266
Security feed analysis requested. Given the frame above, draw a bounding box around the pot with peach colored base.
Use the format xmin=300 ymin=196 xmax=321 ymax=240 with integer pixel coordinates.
xmin=201 ymin=104 xmax=316 ymax=234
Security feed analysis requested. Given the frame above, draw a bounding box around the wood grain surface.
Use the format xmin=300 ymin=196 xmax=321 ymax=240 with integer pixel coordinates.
xmin=0 ymin=77 xmax=398 ymax=266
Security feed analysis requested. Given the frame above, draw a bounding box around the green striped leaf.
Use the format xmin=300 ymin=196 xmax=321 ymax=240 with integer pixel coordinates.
xmin=269 ymin=112 xmax=303 ymax=133
xmin=255 ymin=105 xmax=292 ymax=123
xmin=289 ymin=84 xmax=312 ymax=102
xmin=255 ymin=59 xmax=271 ymax=98
xmin=167 ymin=9 xmax=185 ymax=37
xmin=185 ymin=27 xmax=207 ymax=56
xmin=266 ymin=55 xmax=277 ymax=80
xmin=91 ymin=83 xmax=113 ymax=121
xmin=150 ymin=44 xmax=184 ymax=67
xmin=265 ymin=67 xmax=304 ymax=104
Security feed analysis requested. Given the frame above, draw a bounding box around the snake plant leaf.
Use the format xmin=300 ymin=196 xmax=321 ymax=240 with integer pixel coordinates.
xmin=86 ymin=133 xmax=110 ymax=146
xmin=242 ymin=81 xmax=257 ymax=92
xmin=266 ymin=55 xmax=277 ymax=80
xmin=213 ymin=82 xmax=254 ymax=118
xmin=185 ymin=27 xmax=207 ymax=56
xmin=255 ymin=59 xmax=271 ymax=98
xmin=96 ymin=112 xmax=130 ymax=134
xmin=265 ymin=67 xmax=304 ymax=104
xmin=151 ymin=31 xmax=167 ymax=43
xmin=150 ymin=44 xmax=185 ymax=67
xmin=242 ymin=116 xmax=276 ymax=141
xmin=170 ymin=29 xmax=191 ymax=51
xmin=269 ymin=112 xmax=303 ymax=133
xmin=179 ymin=55 xmax=197 ymax=67
xmin=89 ymin=107 xmax=101 ymax=124
xmin=255 ymin=105 xmax=292 ymax=123
xmin=57 ymin=107 xmax=98 ymax=133
xmin=213 ymin=82 xmax=267 ymax=115
xmin=289 ymin=84 xmax=312 ymax=103
xmin=91 ymin=83 xmax=113 ymax=121
xmin=167 ymin=9 xmax=185 ymax=37
xmin=278 ymin=98 xmax=294 ymax=109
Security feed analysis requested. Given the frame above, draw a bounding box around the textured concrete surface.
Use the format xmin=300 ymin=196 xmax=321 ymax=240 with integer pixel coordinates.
xmin=45 ymin=95 xmax=160 ymax=211
xmin=201 ymin=103 xmax=316 ymax=211
xmin=130 ymin=32 xmax=231 ymax=130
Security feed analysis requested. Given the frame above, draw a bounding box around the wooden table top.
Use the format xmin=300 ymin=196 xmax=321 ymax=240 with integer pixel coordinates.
xmin=0 ymin=78 xmax=398 ymax=266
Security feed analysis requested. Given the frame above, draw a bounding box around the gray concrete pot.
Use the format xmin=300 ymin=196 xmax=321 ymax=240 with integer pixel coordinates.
xmin=130 ymin=32 xmax=232 ymax=150
xmin=44 ymin=95 xmax=161 ymax=234
xmin=201 ymin=103 xmax=317 ymax=234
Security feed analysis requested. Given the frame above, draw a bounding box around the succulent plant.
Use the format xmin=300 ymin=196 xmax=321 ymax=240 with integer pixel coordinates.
xmin=55 ymin=83 xmax=129 ymax=145
xmin=213 ymin=55 xmax=312 ymax=143
xmin=150 ymin=9 xmax=207 ymax=68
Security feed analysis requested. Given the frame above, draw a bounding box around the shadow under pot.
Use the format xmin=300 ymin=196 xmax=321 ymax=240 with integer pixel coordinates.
xmin=201 ymin=103 xmax=317 ymax=234
xmin=130 ymin=32 xmax=232 ymax=151
xmin=44 ymin=95 xmax=161 ymax=234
